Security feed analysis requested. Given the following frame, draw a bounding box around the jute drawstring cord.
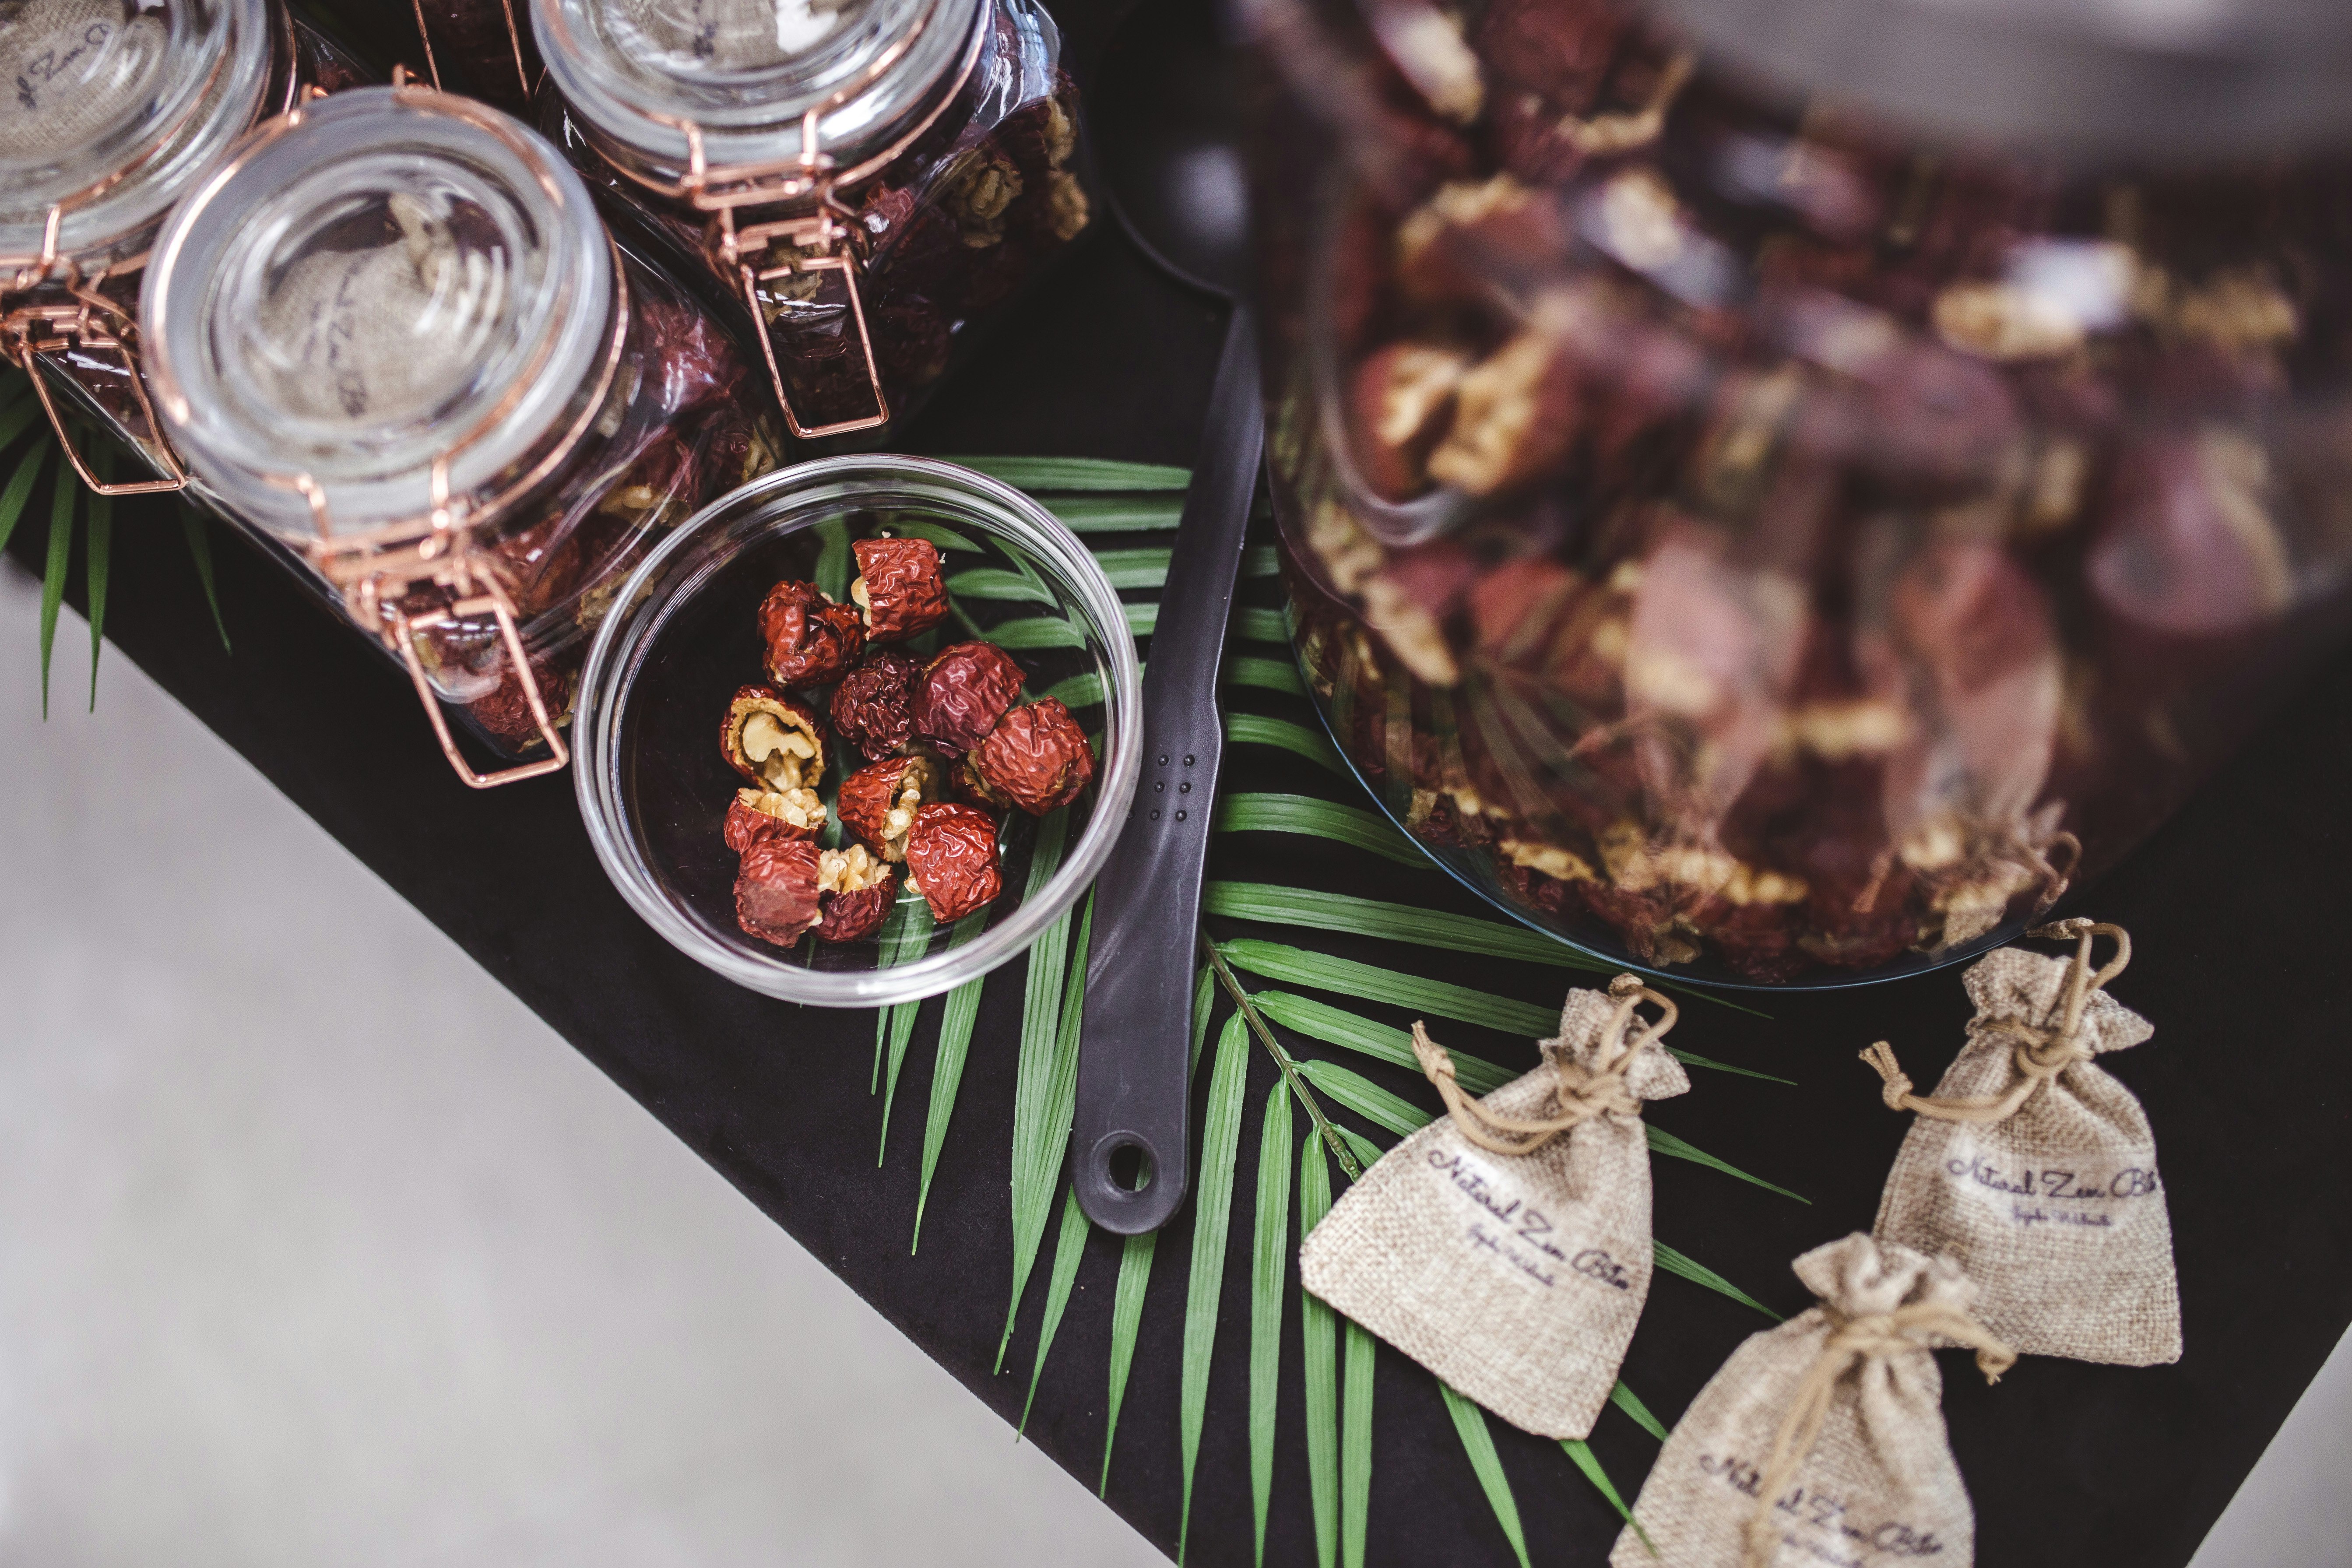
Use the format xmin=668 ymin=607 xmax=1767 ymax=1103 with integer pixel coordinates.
xmin=1742 ymin=1303 xmax=2015 ymax=1568
xmin=1858 ymin=920 xmax=2132 ymax=1126
xmin=1411 ymin=974 xmax=1676 ymax=1157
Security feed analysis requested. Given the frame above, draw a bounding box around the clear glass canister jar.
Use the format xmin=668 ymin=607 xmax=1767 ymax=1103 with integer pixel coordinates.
xmin=1243 ymin=0 xmax=2352 ymax=984
xmin=0 ymin=0 xmax=367 ymax=495
xmin=533 ymin=0 xmax=1091 ymax=443
xmin=142 ymin=83 xmax=779 ymax=785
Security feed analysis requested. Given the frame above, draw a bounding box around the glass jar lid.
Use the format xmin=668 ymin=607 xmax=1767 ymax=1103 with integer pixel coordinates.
xmin=0 ymin=0 xmax=274 ymax=264
xmin=534 ymin=0 xmax=984 ymax=183
xmin=142 ymin=86 xmax=616 ymax=549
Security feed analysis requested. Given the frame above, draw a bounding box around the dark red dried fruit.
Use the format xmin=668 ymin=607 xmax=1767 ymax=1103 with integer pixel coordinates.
xmin=971 ymin=698 xmax=1095 ymax=815
xmin=904 ymin=802 xmax=1004 ymax=922
xmin=812 ymin=844 xmax=897 ymax=942
xmin=735 ymin=836 xmax=823 ymax=946
xmin=829 ymin=649 xmax=925 ymax=759
xmin=954 ymin=753 xmax=1015 ymax=812
xmin=838 ymin=753 xmax=948 ymax=861
xmin=1348 ymin=343 xmax=1470 ymax=500
xmin=725 ymin=786 xmax=824 ymax=850
xmin=758 ymin=579 xmax=865 ymax=687
xmin=721 ymin=684 xmax=827 ymax=791
xmin=851 ymin=537 xmax=950 ymax=643
xmin=912 ymin=641 xmax=1025 ymax=755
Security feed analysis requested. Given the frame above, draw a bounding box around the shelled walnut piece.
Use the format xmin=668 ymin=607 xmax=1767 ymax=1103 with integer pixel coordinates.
xmin=812 ymin=844 xmax=897 ymax=942
xmin=839 ymin=753 xmax=946 ymax=861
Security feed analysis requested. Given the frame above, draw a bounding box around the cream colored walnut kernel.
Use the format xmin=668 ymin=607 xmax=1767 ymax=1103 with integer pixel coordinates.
xmin=818 ymin=843 xmax=889 ymax=895
xmin=738 ymin=785 xmax=826 ymax=832
xmin=739 ymin=710 xmax=818 ymax=791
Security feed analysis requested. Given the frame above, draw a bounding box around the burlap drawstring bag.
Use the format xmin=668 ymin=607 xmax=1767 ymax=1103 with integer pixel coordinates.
xmin=1298 ymin=974 xmax=1689 ymax=1438
xmin=1862 ymin=918 xmax=2180 ymax=1366
xmin=253 ymin=193 xmax=498 ymax=430
xmin=1612 ymin=1234 xmax=2013 ymax=1568
xmin=0 ymin=0 xmax=168 ymax=164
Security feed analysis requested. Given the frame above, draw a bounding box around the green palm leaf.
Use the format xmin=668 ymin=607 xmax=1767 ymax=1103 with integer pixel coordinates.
xmin=1248 ymin=991 xmax=1511 ymax=1094
xmin=1220 ymin=939 xmax=1557 ymax=1037
xmin=1213 ymin=794 xmax=1423 ymax=867
xmin=1296 ymin=1058 xmax=1429 ymax=1139
xmin=1233 ymin=607 xmax=1289 ymax=645
xmin=1225 ymin=655 xmax=1305 ymax=697
xmin=880 ymin=912 xmax=984 ymax=1163
xmin=1225 ymin=713 xmax=1346 ymax=774
xmin=1249 ymin=1082 xmax=1293 ymax=1568
xmin=1340 ymin=1320 xmax=1376 ymax=1568
xmin=1021 ymin=1187 xmax=1092 ymax=1433
xmin=181 ymin=511 xmax=230 ymax=652
xmin=939 ymin=456 xmax=1189 ymax=492
xmin=1563 ymin=1439 xmax=1653 ymax=1553
xmin=0 ymin=442 xmax=49 ymax=555
xmin=1206 ymin=882 xmax=1610 ymax=970
xmin=911 ymin=946 xmax=988 ymax=1251
xmin=997 ymin=879 xmax=1088 ymax=1372
xmin=1178 ymin=1010 xmax=1251 ymax=1562
xmin=1611 ymin=1380 xmax=1670 ymax=1442
xmin=1441 ymin=1384 xmax=1533 ymax=1568
xmin=1298 ymin=1135 xmax=1339 ymax=1568
xmin=1646 ymin=1125 xmax=1808 ymax=1203
xmin=1654 ymin=1239 xmax=1781 ymax=1319
xmin=39 ymin=467 xmax=74 ymax=719
xmin=84 ymin=475 xmax=109 ymax=710
xmin=813 ymin=517 xmax=851 ymax=603
xmin=1100 ymin=1229 xmax=1156 ymax=1495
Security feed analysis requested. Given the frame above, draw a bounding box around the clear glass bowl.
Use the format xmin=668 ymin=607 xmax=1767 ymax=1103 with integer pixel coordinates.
xmin=573 ymin=454 xmax=1143 ymax=1006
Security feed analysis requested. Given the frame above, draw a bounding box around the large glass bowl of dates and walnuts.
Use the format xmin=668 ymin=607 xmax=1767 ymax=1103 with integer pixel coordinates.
xmin=573 ymin=456 xmax=1141 ymax=1006
xmin=1242 ymin=0 xmax=2352 ymax=985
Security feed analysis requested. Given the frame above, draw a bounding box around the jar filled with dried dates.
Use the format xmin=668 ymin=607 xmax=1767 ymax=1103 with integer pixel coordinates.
xmin=142 ymin=82 xmax=778 ymax=785
xmin=0 ymin=0 xmax=369 ymax=497
xmin=1243 ymin=0 xmax=2352 ymax=984
xmin=532 ymin=0 xmax=1091 ymax=444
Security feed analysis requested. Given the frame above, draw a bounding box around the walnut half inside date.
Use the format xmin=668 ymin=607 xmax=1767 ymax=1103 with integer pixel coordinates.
xmin=839 ymin=753 xmax=947 ymax=862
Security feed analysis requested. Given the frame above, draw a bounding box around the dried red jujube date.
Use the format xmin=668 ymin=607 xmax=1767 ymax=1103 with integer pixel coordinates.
xmin=829 ymin=649 xmax=925 ymax=759
xmin=1348 ymin=343 xmax=1470 ymax=500
xmin=758 ymin=579 xmax=865 ymax=687
xmin=953 ymin=754 xmax=1015 ymax=812
xmin=735 ymin=836 xmax=823 ymax=946
xmin=838 ymin=753 xmax=947 ymax=861
xmin=725 ymin=786 xmax=824 ymax=850
xmin=722 ymin=684 xmax=826 ymax=787
xmin=904 ymin=802 xmax=1004 ymax=923
xmin=971 ymin=698 xmax=1095 ymax=815
xmin=912 ymin=641 xmax=1025 ymax=755
xmin=851 ymin=537 xmax=950 ymax=643
xmin=812 ymin=844 xmax=897 ymax=943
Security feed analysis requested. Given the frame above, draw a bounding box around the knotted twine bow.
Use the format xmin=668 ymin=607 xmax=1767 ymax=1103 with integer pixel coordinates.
xmin=1411 ymin=974 xmax=1677 ymax=1157
xmin=1742 ymin=1302 xmax=2016 ymax=1568
xmin=1858 ymin=919 xmax=2133 ymax=1125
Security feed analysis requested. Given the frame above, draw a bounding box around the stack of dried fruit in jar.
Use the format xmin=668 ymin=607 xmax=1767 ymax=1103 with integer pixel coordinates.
xmin=1250 ymin=0 xmax=2352 ymax=981
xmin=719 ymin=535 xmax=1097 ymax=948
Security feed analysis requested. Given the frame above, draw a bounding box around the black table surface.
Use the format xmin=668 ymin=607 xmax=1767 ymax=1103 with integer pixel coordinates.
xmin=20 ymin=12 xmax=2352 ymax=1560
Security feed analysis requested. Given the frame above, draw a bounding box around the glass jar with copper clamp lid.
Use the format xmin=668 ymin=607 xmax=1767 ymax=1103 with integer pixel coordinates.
xmin=0 ymin=0 xmax=368 ymax=498
xmin=533 ymin=0 xmax=1091 ymax=446
xmin=141 ymin=81 xmax=780 ymax=786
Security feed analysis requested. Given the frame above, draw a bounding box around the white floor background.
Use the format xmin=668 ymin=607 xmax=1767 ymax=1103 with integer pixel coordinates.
xmin=0 ymin=560 xmax=2341 ymax=1567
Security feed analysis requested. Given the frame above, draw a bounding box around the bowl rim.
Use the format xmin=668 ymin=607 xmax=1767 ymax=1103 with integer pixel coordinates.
xmin=573 ymin=453 xmax=1145 ymax=1007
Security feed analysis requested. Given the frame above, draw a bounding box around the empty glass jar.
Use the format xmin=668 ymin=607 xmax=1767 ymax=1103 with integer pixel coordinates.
xmin=0 ymin=0 xmax=367 ymax=494
xmin=534 ymin=0 xmax=1091 ymax=443
xmin=143 ymin=83 xmax=778 ymax=784
xmin=1244 ymin=0 xmax=2352 ymax=983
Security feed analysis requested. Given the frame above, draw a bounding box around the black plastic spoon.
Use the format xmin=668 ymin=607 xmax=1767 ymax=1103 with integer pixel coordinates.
xmin=1072 ymin=0 xmax=1260 ymax=1234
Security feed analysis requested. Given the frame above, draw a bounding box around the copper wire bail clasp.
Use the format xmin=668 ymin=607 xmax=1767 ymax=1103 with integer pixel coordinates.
xmin=721 ymin=108 xmax=890 ymax=440
xmin=2 ymin=205 xmax=190 ymax=498
xmin=294 ymin=464 xmax=571 ymax=790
